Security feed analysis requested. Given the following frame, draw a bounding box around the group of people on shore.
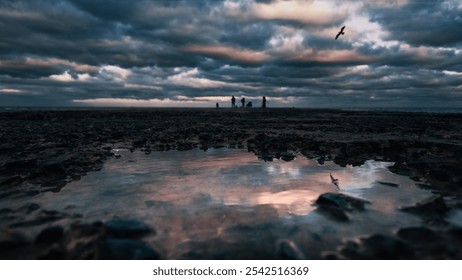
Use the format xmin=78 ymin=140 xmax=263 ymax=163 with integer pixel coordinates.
xmin=216 ymin=96 xmax=267 ymax=109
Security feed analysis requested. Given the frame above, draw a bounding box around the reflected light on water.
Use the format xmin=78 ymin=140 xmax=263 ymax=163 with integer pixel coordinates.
xmin=0 ymin=148 xmax=438 ymax=258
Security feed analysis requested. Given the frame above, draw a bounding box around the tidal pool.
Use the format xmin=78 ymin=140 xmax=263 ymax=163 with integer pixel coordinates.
xmin=1 ymin=148 xmax=439 ymax=258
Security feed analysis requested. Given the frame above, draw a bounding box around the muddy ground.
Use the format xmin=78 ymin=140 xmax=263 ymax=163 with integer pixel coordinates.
xmin=1 ymin=108 xmax=461 ymax=259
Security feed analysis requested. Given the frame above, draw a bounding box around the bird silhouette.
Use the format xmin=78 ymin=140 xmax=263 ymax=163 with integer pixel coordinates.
xmin=335 ymin=26 xmax=345 ymax=40
xmin=330 ymin=173 xmax=340 ymax=190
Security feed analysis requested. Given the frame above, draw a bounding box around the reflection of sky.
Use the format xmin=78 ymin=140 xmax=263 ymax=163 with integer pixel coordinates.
xmin=2 ymin=148 xmax=437 ymax=257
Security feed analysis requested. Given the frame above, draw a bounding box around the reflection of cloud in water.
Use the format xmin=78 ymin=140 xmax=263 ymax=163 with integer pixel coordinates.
xmin=14 ymin=148 xmax=437 ymax=258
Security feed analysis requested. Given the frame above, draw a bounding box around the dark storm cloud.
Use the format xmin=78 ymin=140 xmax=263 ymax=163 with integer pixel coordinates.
xmin=1 ymin=0 xmax=461 ymax=107
xmin=369 ymin=1 xmax=462 ymax=47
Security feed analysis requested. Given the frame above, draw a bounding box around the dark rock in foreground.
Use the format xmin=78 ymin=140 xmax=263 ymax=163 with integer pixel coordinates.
xmin=35 ymin=225 xmax=64 ymax=244
xmin=104 ymin=217 xmax=154 ymax=238
xmin=401 ymin=195 xmax=448 ymax=223
xmin=98 ymin=238 xmax=160 ymax=260
xmin=339 ymin=234 xmax=415 ymax=260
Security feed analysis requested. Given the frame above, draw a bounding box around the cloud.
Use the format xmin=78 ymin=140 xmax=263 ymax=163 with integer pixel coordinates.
xmin=369 ymin=0 xmax=462 ymax=47
xmin=0 ymin=0 xmax=461 ymax=108
xmin=184 ymin=45 xmax=269 ymax=64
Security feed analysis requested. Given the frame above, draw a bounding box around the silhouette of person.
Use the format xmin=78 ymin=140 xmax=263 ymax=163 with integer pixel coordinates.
xmin=231 ymin=95 xmax=236 ymax=108
xmin=246 ymin=101 xmax=253 ymax=108
xmin=241 ymin=97 xmax=245 ymax=108
xmin=262 ymin=96 xmax=267 ymax=108
xmin=216 ymin=102 xmax=219 ymax=108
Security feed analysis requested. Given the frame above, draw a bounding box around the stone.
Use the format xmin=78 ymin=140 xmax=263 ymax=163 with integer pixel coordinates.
xmin=104 ymin=218 xmax=153 ymax=238
xmin=274 ymin=239 xmax=306 ymax=259
xmin=340 ymin=234 xmax=415 ymax=259
xmin=401 ymin=195 xmax=447 ymax=216
xmin=316 ymin=205 xmax=349 ymax=222
xmin=377 ymin=181 xmax=399 ymax=188
xmin=98 ymin=238 xmax=160 ymax=260
xmin=0 ymin=230 xmax=28 ymax=251
xmin=316 ymin=192 xmax=370 ymax=211
xmin=280 ymin=152 xmax=296 ymax=161
xmin=35 ymin=225 xmax=64 ymax=244
xmin=397 ymin=227 xmax=437 ymax=243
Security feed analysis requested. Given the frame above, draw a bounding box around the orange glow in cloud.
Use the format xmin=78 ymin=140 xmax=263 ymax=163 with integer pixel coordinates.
xmin=184 ymin=45 xmax=269 ymax=63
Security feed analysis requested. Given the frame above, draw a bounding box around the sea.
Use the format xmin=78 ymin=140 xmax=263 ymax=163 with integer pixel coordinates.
xmin=1 ymin=106 xmax=462 ymax=113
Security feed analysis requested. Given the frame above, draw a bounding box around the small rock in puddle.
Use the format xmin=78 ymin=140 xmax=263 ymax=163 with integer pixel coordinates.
xmin=376 ymin=181 xmax=399 ymax=188
xmin=401 ymin=195 xmax=447 ymax=222
xmin=104 ymin=217 xmax=153 ymax=238
xmin=315 ymin=192 xmax=370 ymax=222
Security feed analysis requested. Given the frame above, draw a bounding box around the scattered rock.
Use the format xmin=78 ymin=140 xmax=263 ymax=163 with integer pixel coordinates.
xmin=280 ymin=152 xmax=296 ymax=161
xmin=401 ymin=195 xmax=448 ymax=220
xmin=104 ymin=218 xmax=153 ymax=238
xmin=339 ymin=234 xmax=415 ymax=259
xmin=18 ymin=202 xmax=41 ymax=214
xmin=98 ymin=238 xmax=160 ymax=260
xmin=35 ymin=225 xmax=64 ymax=244
xmin=377 ymin=181 xmax=399 ymax=188
xmin=397 ymin=227 xmax=437 ymax=243
xmin=0 ymin=230 xmax=28 ymax=251
xmin=274 ymin=239 xmax=306 ymax=259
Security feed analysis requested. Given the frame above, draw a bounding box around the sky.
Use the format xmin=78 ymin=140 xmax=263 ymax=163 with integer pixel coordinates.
xmin=1 ymin=0 xmax=462 ymax=108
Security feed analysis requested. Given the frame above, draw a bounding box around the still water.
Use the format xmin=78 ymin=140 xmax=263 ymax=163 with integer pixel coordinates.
xmin=3 ymin=148 xmax=439 ymax=258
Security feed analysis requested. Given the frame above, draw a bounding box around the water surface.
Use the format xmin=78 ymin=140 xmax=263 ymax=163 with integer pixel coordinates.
xmin=1 ymin=148 xmax=440 ymax=258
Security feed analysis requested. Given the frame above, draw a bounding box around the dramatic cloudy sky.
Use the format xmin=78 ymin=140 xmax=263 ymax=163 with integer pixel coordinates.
xmin=1 ymin=0 xmax=462 ymax=107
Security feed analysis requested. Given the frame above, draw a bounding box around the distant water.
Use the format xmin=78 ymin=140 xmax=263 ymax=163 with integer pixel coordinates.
xmin=1 ymin=106 xmax=462 ymax=113
xmin=338 ymin=107 xmax=462 ymax=113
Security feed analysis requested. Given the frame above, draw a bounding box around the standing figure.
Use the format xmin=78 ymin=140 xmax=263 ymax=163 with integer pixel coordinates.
xmin=262 ymin=96 xmax=267 ymax=108
xmin=216 ymin=102 xmax=219 ymax=109
xmin=241 ymin=97 xmax=245 ymax=108
xmin=231 ymin=95 xmax=236 ymax=108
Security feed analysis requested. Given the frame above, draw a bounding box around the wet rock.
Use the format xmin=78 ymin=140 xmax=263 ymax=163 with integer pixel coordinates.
xmin=280 ymin=152 xmax=295 ymax=161
xmin=377 ymin=181 xmax=399 ymax=188
xmin=10 ymin=211 xmax=65 ymax=228
xmin=316 ymin=192 xmax=370 ymax=211
xmin=428 ymin=168 xmax=451 ymax=182
xmin=397 ymin=227 xmax=457 ymax=259
xmin=0 ymin=230 xmax=28 ymax=251
xmin=339 ymin=234 xmax=415 ymax=259
xmin=35 ymin=225 xmax=64 ymax=244
xmin=316 ymin=205 xmax=349 ymax=222
xmin=98 ymin=238 xmax=160 ymax=260
xmin=18 ymin=202 xmax=41 ymax=214
xmin=401 ymin=195 xmax=448 ymax=218
xmin=104 ymin=218 xmax=153 ymax=238
xmin=38 ymin=248 xmax=66 ymax=260
xmin=397 ymin=227 xmax=438 ymax=243
xmin=3 ymin=159 xmax=37 ymax=171
xmin=315 ymin=193 xmax=370 ymax=222
xmin=70 ymin=222 xmax=102 ymax=237
xmin=274 ymin=239 xmax=306 ymax=260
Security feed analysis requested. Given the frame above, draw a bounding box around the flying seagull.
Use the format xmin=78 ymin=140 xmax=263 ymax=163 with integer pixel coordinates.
xmin=335 ymin=25 xmax=345 ymax=40
xmin=330 ymin=173 xmax=340 ymax=190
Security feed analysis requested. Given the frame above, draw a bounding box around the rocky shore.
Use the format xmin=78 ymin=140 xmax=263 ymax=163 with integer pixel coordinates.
xmin=1 ymin=108 xmax=461 ymax=259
